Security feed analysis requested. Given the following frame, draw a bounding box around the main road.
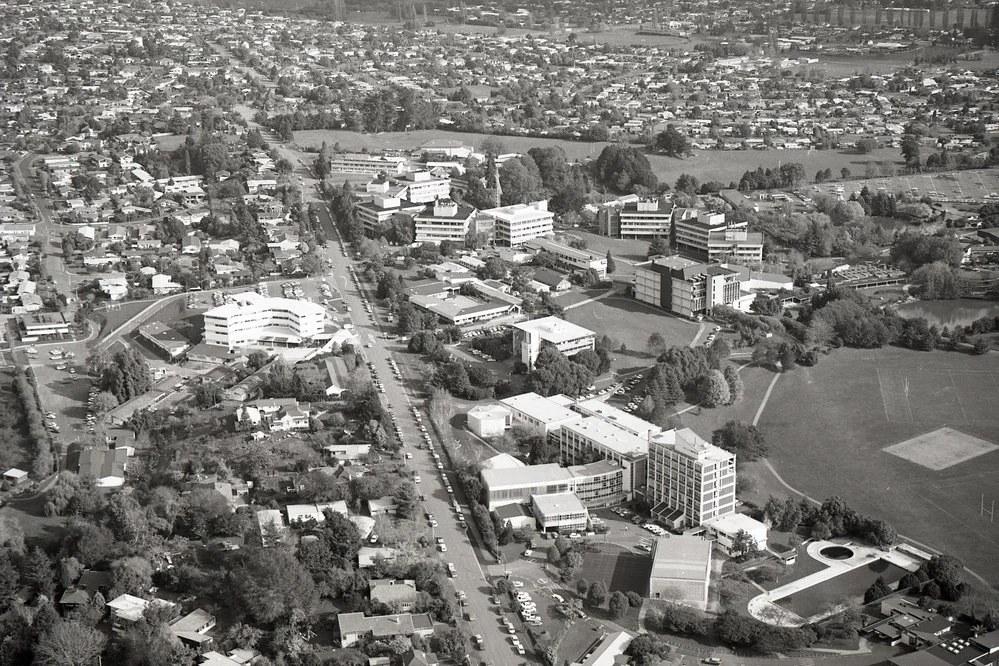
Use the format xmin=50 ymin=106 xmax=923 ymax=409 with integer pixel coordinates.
xmin=313 ymin=206 xmax=523 ymax=666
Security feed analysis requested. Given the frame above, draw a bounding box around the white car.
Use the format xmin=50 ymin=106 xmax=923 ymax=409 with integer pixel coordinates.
xmin=511 ymin=580 xmax=524 ymax=588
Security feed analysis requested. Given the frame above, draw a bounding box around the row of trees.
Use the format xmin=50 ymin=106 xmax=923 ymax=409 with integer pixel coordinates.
xmin=12 ymin=370 xmax=54 ymax=478
xmin=763 ymin=495 xmax=898 ymax=548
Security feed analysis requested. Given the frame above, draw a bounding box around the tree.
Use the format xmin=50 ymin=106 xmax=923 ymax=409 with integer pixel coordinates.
xmin=100 ymin=348 xmax=152 ymax=403
xmin=499 ymin=155 xmax=545 ymax=206
xmin=35 ymin=620 xmax=106 ymax=666
xmin=648 ymin=237 xmax=670 ymax=257
xmin=586 ymin=580 xmax=608 ymax=607
xmin=647 ymin=332 xmax=667 ymax=356
xmin=730 ymin=530 xmax=758 ymax=558
xmin=593 ymin=144 xmax=657 ymax=193
xmin=608 ymin=591 xmax=629 ymax=619
xmin=91 ymin=390 xmax=119 ymax=415
xmin=110 ymin=557 xmax=153 ymax=598
xmin=713 ymin=421 xmax=767 ymax=461
xmin=435 ymin=627 xmax=470 ymax=663
xmin=864 ymin=576 xmax=892 ymax=603
xmin=698 ymin=369 xmax=730 ymax=407
xmin=605 ymin=251 xmax=616 ymax=275
xmin=23 ymin=546 xmax=55 ymax=597
xmin=236 ymin=549 xmax=318 ymax=624
xmin=901 ymin=134 xmax=921 ymax=167
xmin=576 ymin=578 xmax=590 ymax=597
xmin=652 ymin=125 xmax=692 ymax=157
xmin=723 ymin=366 xmax=744 ymax=404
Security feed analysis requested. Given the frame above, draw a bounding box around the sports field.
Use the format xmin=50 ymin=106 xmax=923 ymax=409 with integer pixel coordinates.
xmin=757 ymin=347 xmax=999 ymax=584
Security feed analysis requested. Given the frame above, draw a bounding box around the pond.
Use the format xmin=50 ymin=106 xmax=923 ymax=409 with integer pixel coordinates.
xmin=895 ymin=299 xmax=999 ymax=329
xmin=775 ymin=559 xmax=908 ymax=620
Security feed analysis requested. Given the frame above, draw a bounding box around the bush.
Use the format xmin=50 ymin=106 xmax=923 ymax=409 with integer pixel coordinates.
xmin=626 ymin=591 xmax=643 ymax=607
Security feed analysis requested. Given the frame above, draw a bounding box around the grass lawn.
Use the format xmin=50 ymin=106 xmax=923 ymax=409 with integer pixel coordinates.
xmin=563 ymin=296 xmax=699 ymax=367
xmin=757 ymin=346 xmax=999 ymax=584
xmin=775 ymin=559 xmax=908 ymax=620
xmin=93 ymin=300 xmax=156 ymax=337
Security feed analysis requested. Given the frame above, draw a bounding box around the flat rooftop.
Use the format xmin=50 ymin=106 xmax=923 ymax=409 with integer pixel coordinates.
xmin=650 ymin=535 xmax=713 ymax=582
xmin=513 ymin=316 xmax=594 ymax=344
xmin=651 ymin=428 xmax=734 ymax=464
xmin=481 ymin=463 xmax=572 ymax=489
xmin=563 ymin=416 xmax=649 ymax=459
xmin=532 ymin=491 xmax=588 ymax=516
xmin=500 ymin=392 xmax=581 ymax=426
xmin=574 ymin=398 xmax=662 ymax=438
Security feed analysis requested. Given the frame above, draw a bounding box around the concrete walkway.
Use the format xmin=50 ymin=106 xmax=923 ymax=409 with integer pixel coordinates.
xmin=562 ymin=284 xmax=622 ymax=311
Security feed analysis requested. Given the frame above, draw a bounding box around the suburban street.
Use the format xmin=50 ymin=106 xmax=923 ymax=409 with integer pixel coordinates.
xmin=314 ymin=205 xmax=525 ymax=665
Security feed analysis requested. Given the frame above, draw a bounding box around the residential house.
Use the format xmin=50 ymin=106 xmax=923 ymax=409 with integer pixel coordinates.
xmin=369 ymin=579 xmax=419 ymax=612
xmin=337 ymin=611 xmax=434 ymax=647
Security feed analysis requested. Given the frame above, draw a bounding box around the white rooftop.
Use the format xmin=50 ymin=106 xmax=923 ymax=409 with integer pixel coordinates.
xmin=704 ymin=512 xmax=768 ymax=536
xmin=481 ymin=463 xmax=572 ymax=489
xmin=482 ymin=200 xmax=551 ymax=222
xmin=650 ymin=535 xmax=713 ymax=582
xmin=500 ymin=392 xmax=581 ymax=427
xmin=532 ymin=491 xmax=588 ymax=516
xmin=205 ymin=291 xmax=325 ymax=319
xmin=468 ymin=404 xmax=510 ymax=420
xmin=481 ymin=452 xmax=526 ymax=470
xmin=574 ymin=398 xmax=662 ymax=439
xmin=512 ymin=316 xmax=594 ymax=344
xmin=563 ymin=416 xmax=649 ymax=459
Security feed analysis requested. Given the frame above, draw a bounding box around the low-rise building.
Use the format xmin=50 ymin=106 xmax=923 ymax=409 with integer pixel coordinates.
xmin=703 ymin=512 xmax=768 ymax=556
xmin=532 ymin=491 xmax=589 ymax=533
xmin=512 ymin=316 xmax=595 ymax=369
xmin=524 ymin=238 xmax=608 ymax=278
xmin=369 ymin=579 xmax=419 ymax=612
xmin=482 ymin=463 xmax=574 ymax=510
xmin=499 ymin=392 xmax=582 ymax=437
xmin=337 ymin=612 xmax=434 ymax=647
xmin=648 ymin=535 xmax=713 ymax=609
xmin=467 ymin=404 xmax=511 ymax=438
xmin=138 ymin=322 xmax=191 ymax=359
xmin=18 ymin=312 xmax=70 ymax=338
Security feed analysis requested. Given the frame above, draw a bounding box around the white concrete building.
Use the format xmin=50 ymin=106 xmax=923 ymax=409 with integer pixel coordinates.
xmin=647 ymin=428 xmax=737 ymax=529
xmin=482 ymin=463 xmax=574 ymax=510
xmin=704 ymin=512 xmax=768 ymax=556
xmin=499 ymin=392 xmax=581 ymax=436
xmin=203 ymin=292 xmax=325 ymax=350
xmin=413 ymin=199 xmax=477 ymax=244
xmin=467 ymin=404 xmax=511 ymax=438
xmin=532 ymin=492 xmax=589 ymax=533
xmin=648 ymin=535 xmax=712 ymax=609
xmin=398 ymin=170 xmax=451 ymax=203
xmin=523 ymin=238 xmax=608 ymax=278
xmin=560 ymin=417 xmax=649 ymax=498
xmin=482 ymin=200 xmax=555 ymax=247
xmin=512 ymin=316 xmax=595 ymax=369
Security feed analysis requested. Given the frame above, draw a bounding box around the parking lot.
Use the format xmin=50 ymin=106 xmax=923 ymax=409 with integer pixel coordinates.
xmin=806 ymin=168 xmax=999 ymax=204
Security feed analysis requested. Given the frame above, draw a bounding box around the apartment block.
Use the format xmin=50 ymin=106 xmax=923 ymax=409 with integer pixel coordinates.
xmin=647 ymin=428 xmax=736 ymax=529
xmin=512 ymin=316 xmax=595 ymax=369
xmin=672 ymin=210 xmax=764 ymax=264
xmin=634 ymin=255 xmax=744 ymax=318
xmin=481 ymin=200 xmax=555 ymax=246
xmin=599 ymin=198 xmax=673 ymax=239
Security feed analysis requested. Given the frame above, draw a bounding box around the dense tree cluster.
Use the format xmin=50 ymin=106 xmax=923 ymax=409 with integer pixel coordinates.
xmin=738 ymin=163 xmax=805 ymax=191
xmin=712 ymin=421 xmax=767 ymax=462
xmin=890 ymin=231 xmax=962 ymax=270
xmin=526 ymin=345 xmax=596 ymax=397
xmin=592 ymin=144 xmax=658 ymax=194
xmin=12 ymin=370 xmax=54 ymax=478
xmin=650 ymin=125 xmax=692 ymax=158
xmin=98 ymin=348 xmax=152 ymax=404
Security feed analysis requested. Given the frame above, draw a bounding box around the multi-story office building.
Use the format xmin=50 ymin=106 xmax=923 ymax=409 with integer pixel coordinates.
xmin=481 ymin=200 xmax=555 ymax=246
xmin=523 ymin=238 xmax=608 ymax=278
xmin=599 ymin=198 xmax=674 ymax=239
xmin=672 ymin=210 xmax=764 ymax=264
xmin=397 ymin=170 xmax=452 ymax=203
xmin=560 ymin=417 xmax=649 ymax=498
xmin=413 ymin=199 xmax=477 ymax=244
xmin=572 ymin=398 xmax=662 ymax=439
xmin=646 ymin=428 xmax=737 ymax=529
xmin=327 ymin=153 xmax=407 ymax=176
xmin=203 ymin=292 xmax=325 ymax=350
xmin=634 ymin=255 xmax=744 ymax=318
xmin=512 ymin=316 xmax=595 ymax=369
xmin=566 ymin=460 xmax=626 ymax=508
xmin=355 ymin=194 xmax=424 ymax=237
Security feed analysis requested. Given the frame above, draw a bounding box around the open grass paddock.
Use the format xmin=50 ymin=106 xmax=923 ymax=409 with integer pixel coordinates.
xmin=757 ymin=347 xmax=999 ymax=584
